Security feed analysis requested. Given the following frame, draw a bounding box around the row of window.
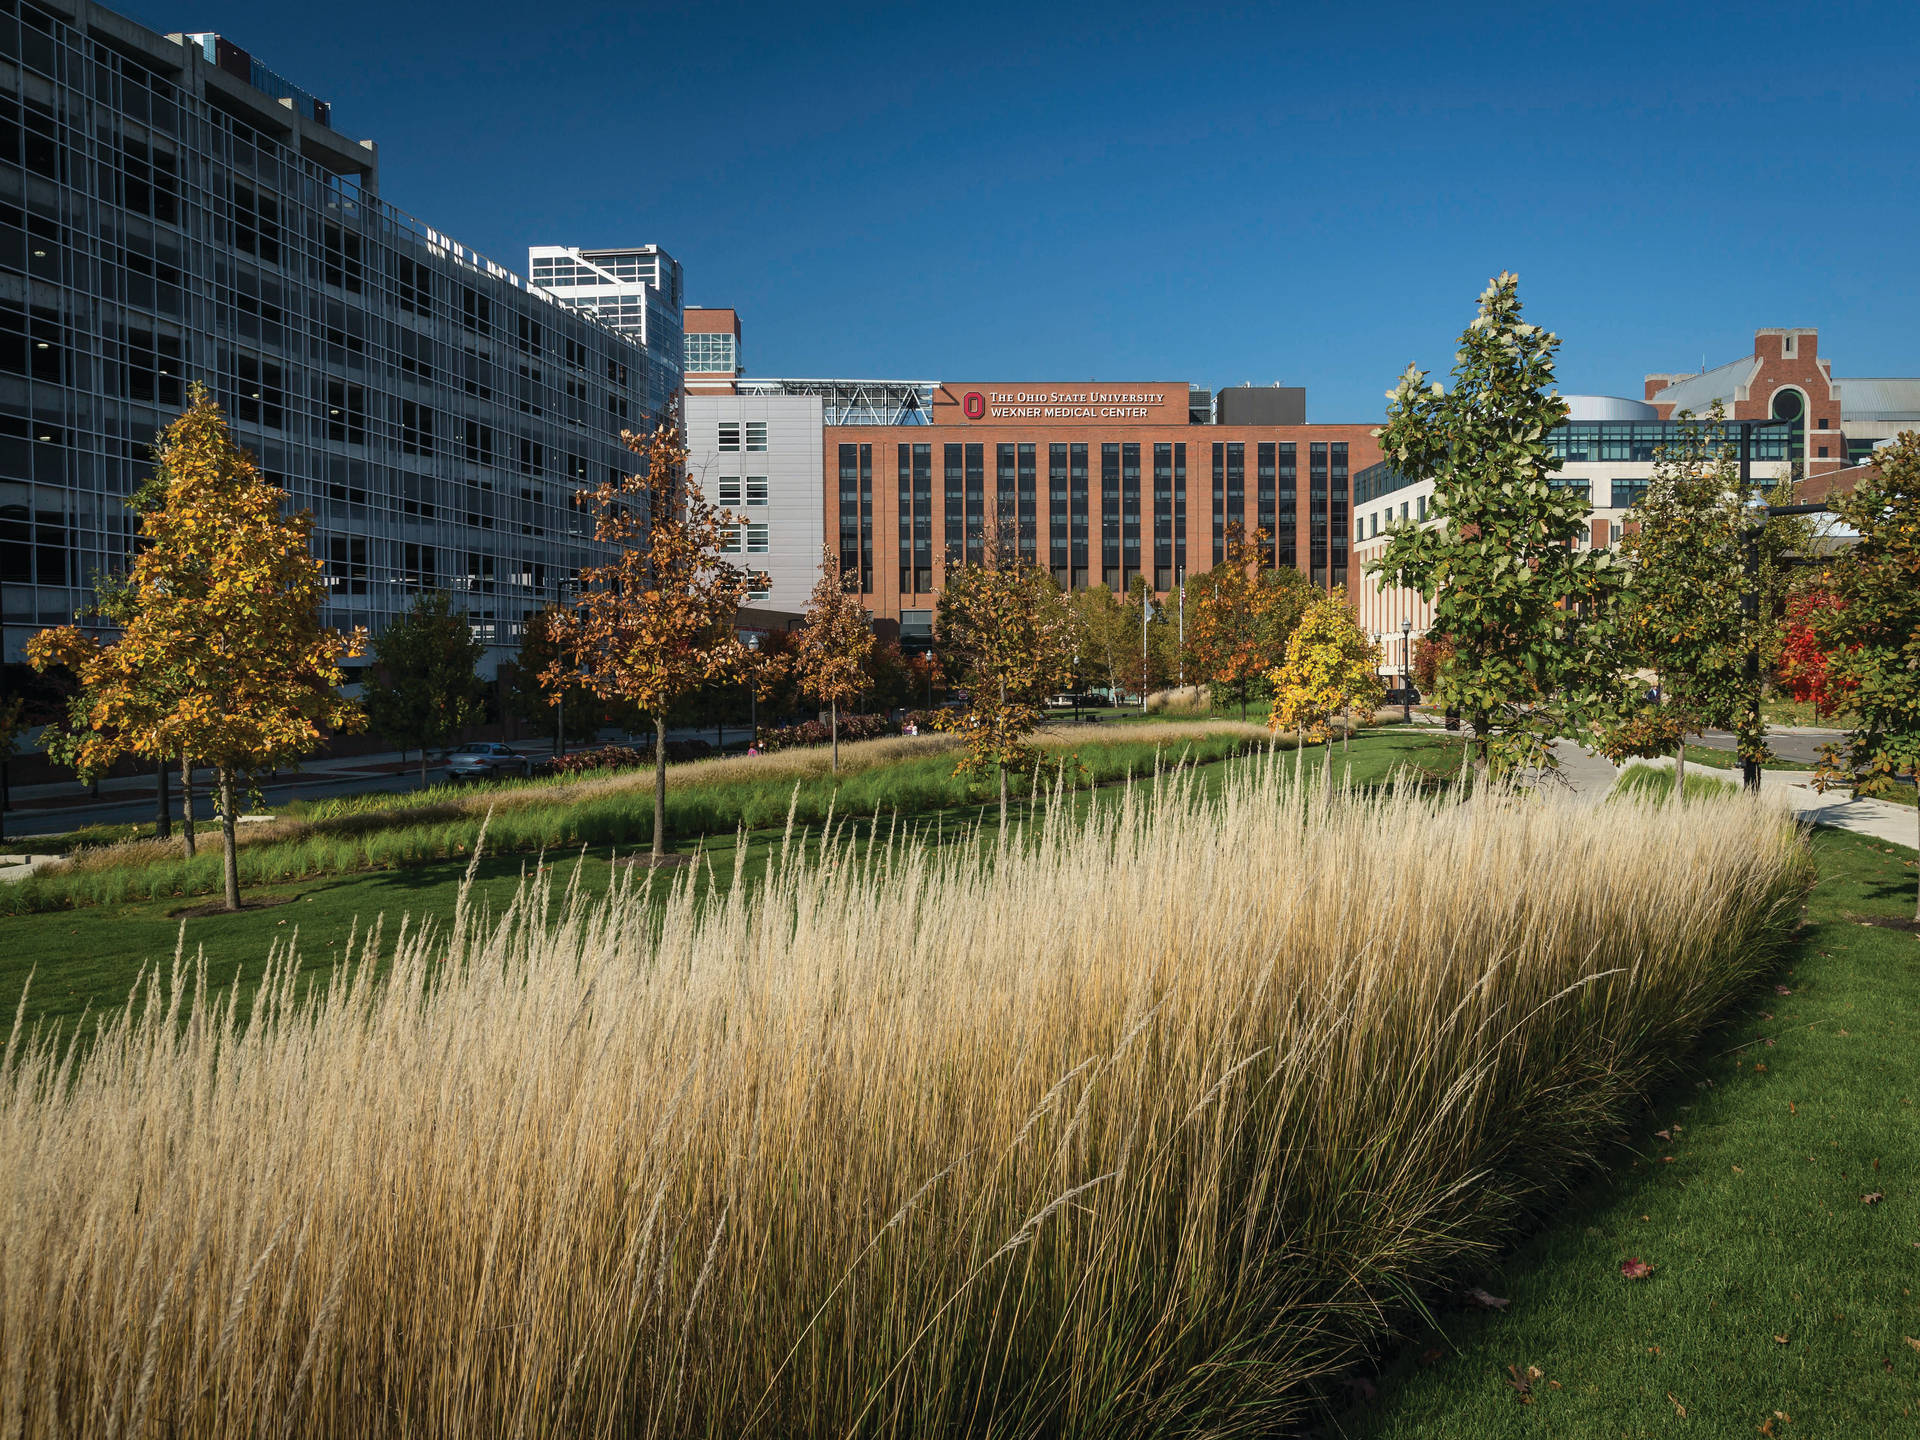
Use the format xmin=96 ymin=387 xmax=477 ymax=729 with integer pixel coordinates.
xmin=715 ymin=420 xmax=768 ymax=452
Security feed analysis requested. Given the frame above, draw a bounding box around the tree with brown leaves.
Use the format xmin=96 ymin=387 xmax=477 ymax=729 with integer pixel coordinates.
xmin=545 ymin=407 xmax=764 ymax=860
xmin=791 ymin=546 xmax=875 ymax=774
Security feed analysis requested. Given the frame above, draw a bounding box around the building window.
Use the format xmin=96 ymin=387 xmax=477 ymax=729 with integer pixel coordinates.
xmin=1817 ymin=445 xmax=1829 ymax=458
xmin=1610 ymin=478 xmax=1648 ymax=509
xmin=746 ymin=476 xmax=769 ymax=506
xmin=326 ymin=535 xmax=368 ymax=595
xmin=718 ymin=478 xmax=742 ymax=507
xmin=234 ymin=355 xmax=283 ymax=429
xmin=400 ymin=401 xmax=433 ymax=456
xmin=325 ymin=381 xmax=366 ymax=445
xmin=718 ymin=421 xmax=740 ymax=452
xmin=744 ymin=421 xmax=767 ymax=452
xmin=685 ymin=332 xmax=737 ymax=374
xmin=745 ymin=523 xmax=769 ymax=554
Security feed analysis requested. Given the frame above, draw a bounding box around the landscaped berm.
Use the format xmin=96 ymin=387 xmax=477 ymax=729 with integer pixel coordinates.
xmin=0 ymin=759 xmax=1811 ymax=1437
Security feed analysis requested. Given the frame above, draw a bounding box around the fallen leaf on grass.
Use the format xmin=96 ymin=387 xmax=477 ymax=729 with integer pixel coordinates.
xmin=1755 ymin=1062 xmax=1769 ymax=1072
xmin=1654 ymin=1128 xmax=1672 ymax=1140
xmin=1775 ymin=985 xmax=1792 ymax=995
xmin=1621 ymin=1258 xmax=1655 ymax=1279
xmin=1863 ymin=1192 xmax=1885 ymax=1205
xmin=1885 ymin=1356 xmax=1896 ymax=1373
xmin=1462 ymin=1287 xmax=1510 ymax=1310
xmin=1668 ymin=1391 xmax=1687 ymax=1417
xmin=1419 ymin=1347 xmax=1444 ymax=1365
xmin=1774 ymin=1334 xmax=1789 ymax=1344
xmin=1905 ymin=1336 xmax=1920 ymax=1353
xmin=1733 ymin=1165 xmax=1745 ymax=1173
xmin=1504 ymin=1363 xmax=1542 ymax=1403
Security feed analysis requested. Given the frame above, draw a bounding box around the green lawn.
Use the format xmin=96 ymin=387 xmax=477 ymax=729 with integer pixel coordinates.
xmin=0 ymin=729 xmax=1459 ymax=1039
xmin=1345 ymin=826 xmax=1920 ymax=1438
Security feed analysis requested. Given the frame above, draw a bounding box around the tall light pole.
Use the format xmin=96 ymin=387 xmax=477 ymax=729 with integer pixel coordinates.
xmin=1141 ymin=590 xmax=1155 ymax=708
xmin=745 ymin=632 xmax=761 ymax=748
xmin=553 ymin=576 xmax=579 ymax=758
xmin=1176 ymin=566 xmax=1185 ymax=687
xmin=1400 ymin=616 xmax=1413 ymax=724
xmin=1740 ymin=491 xmax=1833 ymax=792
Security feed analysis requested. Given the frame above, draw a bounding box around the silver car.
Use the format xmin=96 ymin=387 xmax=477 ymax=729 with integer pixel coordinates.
xmin=444 ymin=742 xmax=530 ymax=782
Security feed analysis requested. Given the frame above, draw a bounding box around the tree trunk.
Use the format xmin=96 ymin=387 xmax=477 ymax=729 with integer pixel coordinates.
xmin=180 ymin=751 xmax=197 ymax=857
xmin=154 ymin=759 xmax=171 ymax=840
xmin=652 ymin=714 xmax=669 ymax=859
xmin=1471 ymin=714 xmax=1490 ymax=784
xmin=831 ymin=700 xmax=839 ymax=776
xmin=1295 ymin=725 xmax=1305 ymax=789
xmin=1672 ymin=740 xmax=1687 ymax=799
xmin=217 ymin=766 xmax=239 ymax=911
xmin=1321 ymin=728 xmax=1334 ymax=805
xmin=1343 ymin=705 xmax=1351 ymax=753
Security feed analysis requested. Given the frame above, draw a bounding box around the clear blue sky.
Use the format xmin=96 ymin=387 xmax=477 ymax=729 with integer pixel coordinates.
xmin=127 ymin=0 xmax=1919 ymax=421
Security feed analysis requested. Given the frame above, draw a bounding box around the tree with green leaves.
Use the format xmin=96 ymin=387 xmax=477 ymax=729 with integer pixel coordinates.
xmin=933 ymin=530 xmax=1075 ymax=825
xmin=791 ymin=545 xmax=875 ymax=774
xmin=1368 ymin=272 xmax=1620 ymax=778
xmin=1594 ymin=404 xmax=1811 ymax=795
xmin=1808 ymin=431 xmax=1920 ymax=916
xmin=363 ymin=590 xmax=489 ymax=786
xmin=506 ymin=605 xmax=604 ymax=752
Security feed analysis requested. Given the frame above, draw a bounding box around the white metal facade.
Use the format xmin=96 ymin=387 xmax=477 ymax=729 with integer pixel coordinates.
xmin=684 ymin=393 xmax=825 ymax=613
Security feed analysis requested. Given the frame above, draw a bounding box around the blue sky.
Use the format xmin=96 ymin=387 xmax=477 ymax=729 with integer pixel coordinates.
xmin=127 ymin=0 xmax=1920 ymax=420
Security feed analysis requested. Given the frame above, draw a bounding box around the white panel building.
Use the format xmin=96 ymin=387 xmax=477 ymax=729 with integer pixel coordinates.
xmin=683 ymin=393 xmax=825 ymax=612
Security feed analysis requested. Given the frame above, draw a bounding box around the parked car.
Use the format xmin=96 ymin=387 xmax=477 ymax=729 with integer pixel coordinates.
xmin=1382 ymin=685 xmax=1422 ymax=707
xmin=444 ymin=742 xmax=532 ymax=782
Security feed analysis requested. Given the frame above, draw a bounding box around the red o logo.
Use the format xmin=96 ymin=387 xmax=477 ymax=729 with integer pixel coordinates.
xmin=962 ymin=390 xmax=986 ymax=420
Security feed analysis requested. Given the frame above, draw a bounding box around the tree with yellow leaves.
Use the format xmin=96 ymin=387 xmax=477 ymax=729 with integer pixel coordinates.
xmin=29 ymin=386 xmax=363 ymax=909
xmin=1268 ymin=592 xmax=1384 ymax=792
xmin=545 ymin=406 xmax=764 ymax=860
xmin=791 ymin=545 xmax=875 ymax=774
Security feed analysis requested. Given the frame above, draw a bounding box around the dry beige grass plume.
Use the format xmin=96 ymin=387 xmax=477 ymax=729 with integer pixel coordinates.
xmin=0 ymin=761 xmax=1810 ymax=1437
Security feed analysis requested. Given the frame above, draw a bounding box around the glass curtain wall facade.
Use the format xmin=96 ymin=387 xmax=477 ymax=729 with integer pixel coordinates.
xmin=0 ymin=0 xmax=664 ymax=669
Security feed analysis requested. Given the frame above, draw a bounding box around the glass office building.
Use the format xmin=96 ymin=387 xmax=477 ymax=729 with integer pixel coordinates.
xmin=527 ymin=245 xmax=683 ymax=416
xmin=0 ymin=0 xmax=674 ymax=672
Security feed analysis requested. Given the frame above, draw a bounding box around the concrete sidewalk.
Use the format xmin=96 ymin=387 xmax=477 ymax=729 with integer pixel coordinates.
xmin=1627 ymin=753 xmax=1919 ymax=850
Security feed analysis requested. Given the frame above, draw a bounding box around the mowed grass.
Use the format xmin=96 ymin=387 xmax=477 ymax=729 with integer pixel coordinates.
xmin=0 ymin=729 xmax=1459 ymax=1038
xmin=1347 ymin=826 xmax=1920 ymax=1439
xmin=0 ymin=722 xmax=1292 ymax=916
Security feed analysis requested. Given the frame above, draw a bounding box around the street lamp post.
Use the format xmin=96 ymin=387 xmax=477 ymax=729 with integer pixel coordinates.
xmin=1141 ymin=591 xmax=1155 ymax=709
xmin=553 ymin=576 xmax=579 ymax=759
xmin=1739 ymin=493 xmax=1832 ymax=792
xmin=1400 ymin=617 xmax=1413 ymax=724
xmin=745 ymin=633 xmax=761 ymax=749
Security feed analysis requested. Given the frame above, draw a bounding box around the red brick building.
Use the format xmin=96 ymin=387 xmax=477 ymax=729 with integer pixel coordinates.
xmin=1644 ymin=327 xmax=1919 ymax=477
xmin=815 ymin=383 xmax=1378 ymax=627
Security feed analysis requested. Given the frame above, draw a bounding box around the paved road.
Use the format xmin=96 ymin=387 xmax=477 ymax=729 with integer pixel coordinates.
xmin=1700 ymin=728 xmax=1847 ymax=766
xmin=0 ymin=725 xmax=759 ymax=840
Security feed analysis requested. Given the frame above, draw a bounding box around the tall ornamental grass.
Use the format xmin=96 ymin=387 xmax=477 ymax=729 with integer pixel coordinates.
xmin=0 ymin=760 xmax=1811 ymax=1438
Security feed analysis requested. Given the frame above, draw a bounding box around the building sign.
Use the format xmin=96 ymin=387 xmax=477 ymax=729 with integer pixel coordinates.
xmin=937 ymin=383 xmax=1185 ymax=425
